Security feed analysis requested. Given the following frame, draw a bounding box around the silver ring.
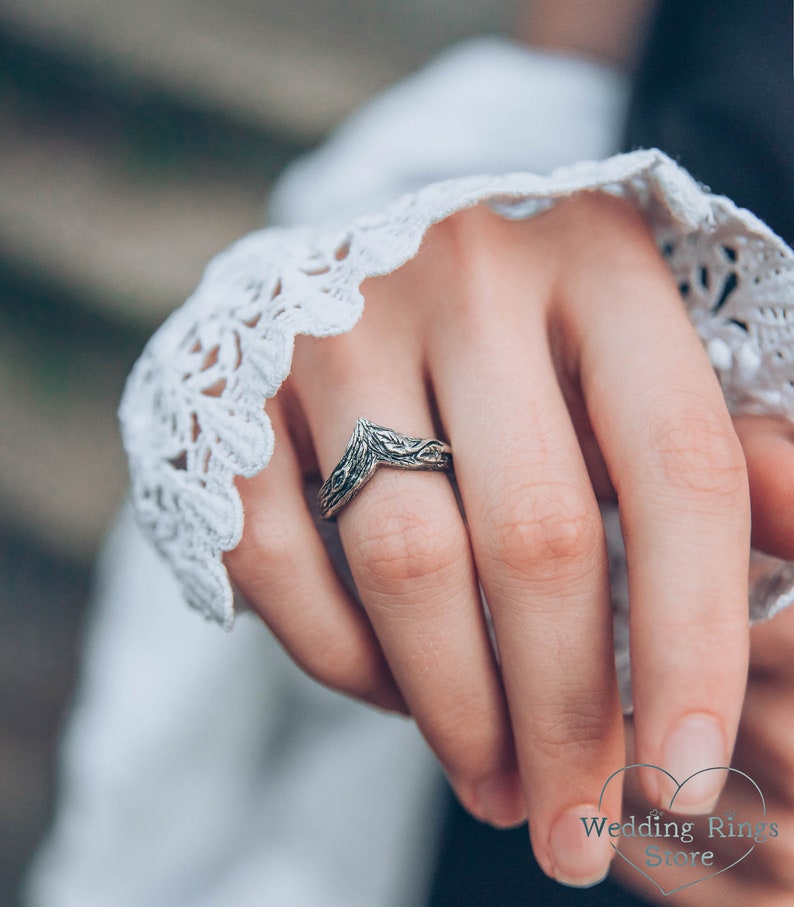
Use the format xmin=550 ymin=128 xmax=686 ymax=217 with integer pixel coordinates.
xmin=318 ymin=418 xmax=453 ymax=520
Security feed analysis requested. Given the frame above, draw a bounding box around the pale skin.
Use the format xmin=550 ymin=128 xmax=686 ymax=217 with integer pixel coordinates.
xmin=225 ymin=0 xmax=794 ymax=895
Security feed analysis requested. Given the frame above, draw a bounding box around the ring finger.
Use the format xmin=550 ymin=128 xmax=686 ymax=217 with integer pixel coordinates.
xmin=290 ymin=328 xmax=524 ymax=828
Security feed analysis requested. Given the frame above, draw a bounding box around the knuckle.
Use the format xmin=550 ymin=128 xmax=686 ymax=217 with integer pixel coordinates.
xmin=425 ymin=209 xmax=518 ymax=321
xmin=424 ymin=211 xmax=483 ymax=286
xmin=648 ymin=405 xmax=748 ymax=500
xmin=230 ymin=510 xmax=297 ymax=576
xmin=430 ymin=693 xmax=506 ymax=777
xmin=562 ymin=192 xmax=649 ymax=241
xmin=304 ymin=639 xmax=359 ymax=689
xmin=482 ymin=482 xmax=602 ymax=580
xmin=432 ymin=205 xmax=495 ymax=251
xmin=553 ymin=194 xmax=658 ymax=276
xmin=530 ymin=694 xmax=612 ymax=761
xmin=304 ymin=636 xmax=379 ymax=699
xmin=352 ymin=494 xmax=462 ymax=591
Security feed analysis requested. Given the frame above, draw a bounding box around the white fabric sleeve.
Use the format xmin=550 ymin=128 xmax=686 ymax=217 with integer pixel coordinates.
xmin=118 ymin=41 xmax=794 ymax=710
xmin=268 ymin=38 xmax=630 ymax=228
xmin=24 ymin=504 xmax=442 ymax=907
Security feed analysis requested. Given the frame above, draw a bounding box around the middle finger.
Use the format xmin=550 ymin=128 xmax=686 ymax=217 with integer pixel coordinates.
xmin=429 ymin=295 xmax=624 ymax=887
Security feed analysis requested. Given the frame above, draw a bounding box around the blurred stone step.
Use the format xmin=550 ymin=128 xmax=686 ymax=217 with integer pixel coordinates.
xmin=0 ymin=0 xmax=514 ymax=327
xmin=0 ymin=306 xmax=130 ymax=562
xmin=0 ymin=98 xmax=269 ymax=326
xmin=0 ymin=45 xmax=280 ymax=557
xmin=0 ymin=0 xmax=515 ymax=142
xmin=0 ymin=0 xmax=400 ymax=143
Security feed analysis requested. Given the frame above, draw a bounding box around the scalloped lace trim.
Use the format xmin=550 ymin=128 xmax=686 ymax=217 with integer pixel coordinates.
xmin=119 ymin=149 xmax=794 ymax=630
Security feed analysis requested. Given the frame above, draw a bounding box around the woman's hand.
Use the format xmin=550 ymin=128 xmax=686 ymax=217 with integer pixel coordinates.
xmin=225 ymin=192 xmax=757 ymax=887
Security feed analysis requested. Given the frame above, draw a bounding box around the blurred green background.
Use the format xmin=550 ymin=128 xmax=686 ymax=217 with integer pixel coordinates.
xmin=0 ymin=1 xmax=519 ymax=902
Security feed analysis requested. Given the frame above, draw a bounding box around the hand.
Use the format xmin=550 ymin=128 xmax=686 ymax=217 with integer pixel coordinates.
xmin=225 ymin=193 xmax=755 ymax=886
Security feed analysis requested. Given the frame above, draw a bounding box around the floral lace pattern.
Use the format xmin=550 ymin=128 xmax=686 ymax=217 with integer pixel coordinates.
xmin=119 ymin=150 xmax=794 ymax=630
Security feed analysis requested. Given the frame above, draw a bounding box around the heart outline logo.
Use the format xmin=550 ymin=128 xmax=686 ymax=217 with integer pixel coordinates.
xmin=597 ymin=763 xmax=766 ymax=897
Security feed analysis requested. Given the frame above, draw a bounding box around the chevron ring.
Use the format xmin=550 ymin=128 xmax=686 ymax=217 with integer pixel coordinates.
xmin=318 ymin=418 xmax=453 ymax=520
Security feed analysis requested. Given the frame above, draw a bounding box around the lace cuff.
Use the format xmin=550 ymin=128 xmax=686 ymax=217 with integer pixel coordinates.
xmin=119 ymin=149 xmax=794 ymax=631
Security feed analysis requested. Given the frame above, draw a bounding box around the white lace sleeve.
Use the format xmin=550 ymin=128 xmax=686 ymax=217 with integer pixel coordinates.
xmin=119 ymin=149 xmax=794 ymax=633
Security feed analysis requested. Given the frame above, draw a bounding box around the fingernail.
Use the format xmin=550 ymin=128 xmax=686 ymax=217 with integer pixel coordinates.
xmin=472 ymin=773 xmax=524 ymax=828
xmin=660 ymin=713 xmax=727 ymax=813
xmin=547 ymin=805 xmax=613 ymax=888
